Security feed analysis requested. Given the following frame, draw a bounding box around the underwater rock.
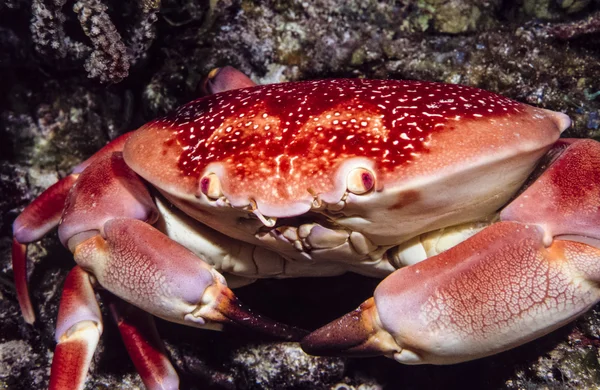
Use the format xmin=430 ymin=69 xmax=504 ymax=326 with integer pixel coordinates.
xmin=230 ymin=343 xmax=346 ymax=389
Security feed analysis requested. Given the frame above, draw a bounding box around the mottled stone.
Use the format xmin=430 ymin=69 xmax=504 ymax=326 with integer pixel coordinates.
xmin=0 ymin=340 xmax=36 ymax=380
xmin=506 ymin=311 xmax=600 ymax=389
xmin=231 ymin=343 xmax=345 ymax=389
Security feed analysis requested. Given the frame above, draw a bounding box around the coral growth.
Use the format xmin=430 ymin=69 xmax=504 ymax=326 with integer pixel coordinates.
xmin=30 ymin=0 xmax=160 ymax=83
xmin=548 ymin=10 xmax=600 ymax=39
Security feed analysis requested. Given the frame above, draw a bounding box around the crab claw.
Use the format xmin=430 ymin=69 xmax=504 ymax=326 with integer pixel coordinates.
xmin=201 ymin=284 xmax=308 ymax=340
xmin=301 ymin=297 xmax=399 ymax=357
xmin=303 ymin=139 xmax=600 ymax=364
xmin=304 ymin=223 xmax=600 ymax=364
xmin=74 ymin=218 xmax=306 ymax=341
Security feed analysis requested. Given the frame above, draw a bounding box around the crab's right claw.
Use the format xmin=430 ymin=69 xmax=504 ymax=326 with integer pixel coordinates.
xmin=303 ymin=139 xmax=600 ymax=364
xmin=74 ymin=218 xmax=306 ymax=341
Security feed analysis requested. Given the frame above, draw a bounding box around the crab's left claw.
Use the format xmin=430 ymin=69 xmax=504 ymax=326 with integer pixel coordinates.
xmin=304 ymin=223 xmax=600 ymax=364
xmin=303 ymin=139 xmax=600 ymax=364
xmin=301 ymin=296 xmax=400 ymax=358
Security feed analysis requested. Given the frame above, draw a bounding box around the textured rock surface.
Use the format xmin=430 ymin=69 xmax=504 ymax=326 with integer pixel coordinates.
xmin=1 ymin=0 xmax=600 ymax=389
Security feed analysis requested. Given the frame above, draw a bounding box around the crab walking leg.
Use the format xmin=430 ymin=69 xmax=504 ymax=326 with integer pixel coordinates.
xmin=49 ymin=266 xmax=102 ymax=390
xmin=11 ymin=132 xmax=134 ymax=324
xmin=11 ymin=174 xmax=79 ymax=324
xmin=108 ymin=298 xmax=179 ymax=390
xmin=302 ymin=138 xmax=600 ymax=364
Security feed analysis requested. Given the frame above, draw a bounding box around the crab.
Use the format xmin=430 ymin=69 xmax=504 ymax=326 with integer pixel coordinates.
xmin=11 ymin=66 xmax=600 ymax=389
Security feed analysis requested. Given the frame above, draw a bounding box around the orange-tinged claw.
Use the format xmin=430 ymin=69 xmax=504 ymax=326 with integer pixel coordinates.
xmin=374 ymin=223 xmax=600 ymax=364
xmin=301 ymin=297 xmax=399 ymax=357
xmin=198 ymin=284 xmax=308 ymax=341
xmin=74 ymin=218 xmax=306 ymax=341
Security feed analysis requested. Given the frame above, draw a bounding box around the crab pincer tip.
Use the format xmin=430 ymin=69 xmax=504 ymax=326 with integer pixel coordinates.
xmin=214 ymin=287 xmax=308 ymax=341
xmin=301 ymin=298 xmax=397 ymax=357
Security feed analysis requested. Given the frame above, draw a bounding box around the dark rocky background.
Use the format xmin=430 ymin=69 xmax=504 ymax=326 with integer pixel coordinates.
xmin=1 ymin=0 xmax=600 ymax=389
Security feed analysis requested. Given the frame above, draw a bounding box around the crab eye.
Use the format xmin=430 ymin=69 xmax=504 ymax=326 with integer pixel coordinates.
xmin=200 ymin=173 xmax=223 ymax=199
xmin=347 ymin=168 xmax=375 ymax=194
